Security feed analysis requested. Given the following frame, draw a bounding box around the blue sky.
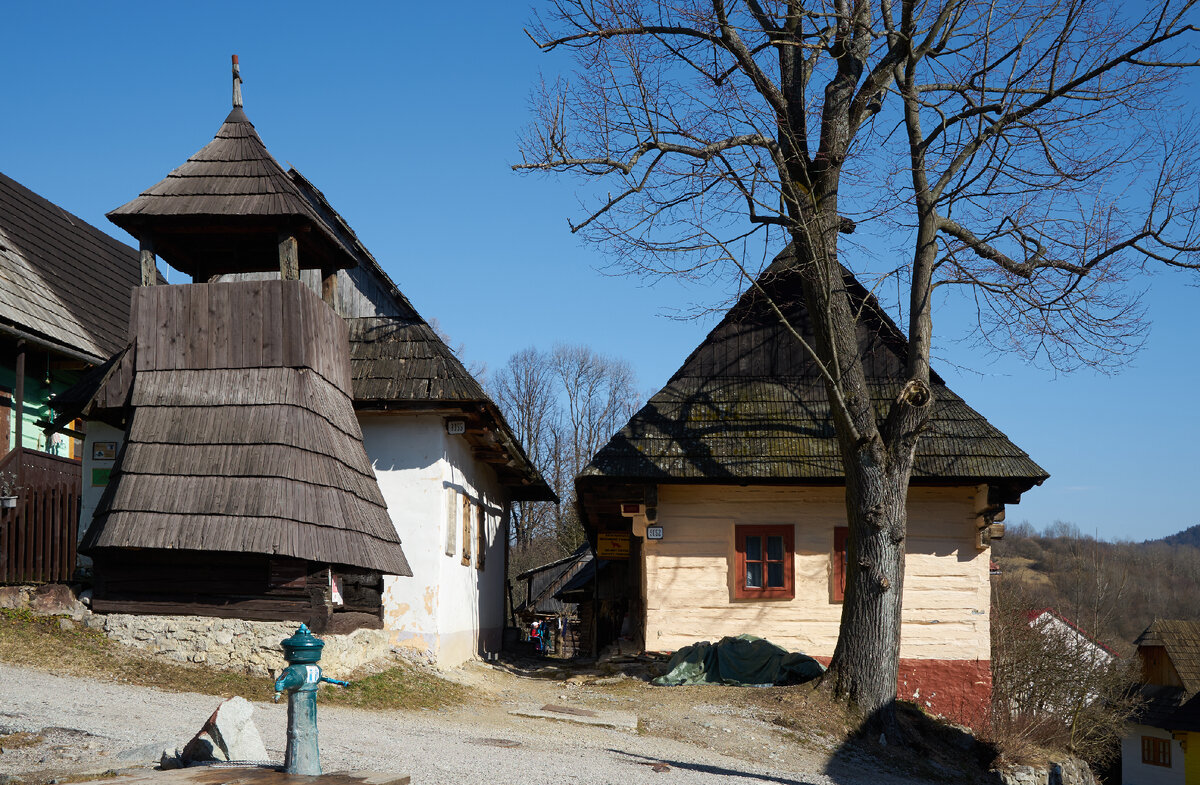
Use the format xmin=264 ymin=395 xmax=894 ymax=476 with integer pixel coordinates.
xmin=2 ymin=3 xmax=1196 ymax=542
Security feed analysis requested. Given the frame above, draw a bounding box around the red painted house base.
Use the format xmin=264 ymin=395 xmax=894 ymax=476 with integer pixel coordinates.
xmin=898 ymin=658 xmax=990 ymax=727
xmin=812 ymin=657 xmax=991 ymax=728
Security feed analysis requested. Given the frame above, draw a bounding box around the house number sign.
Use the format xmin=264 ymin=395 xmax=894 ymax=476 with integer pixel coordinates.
xmin=646 ymin=526 xmax=664 ymax=540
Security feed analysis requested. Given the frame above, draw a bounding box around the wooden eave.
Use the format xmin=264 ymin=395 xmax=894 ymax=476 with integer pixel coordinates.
xmin=356 ymin=399 xmax=556 ymax=502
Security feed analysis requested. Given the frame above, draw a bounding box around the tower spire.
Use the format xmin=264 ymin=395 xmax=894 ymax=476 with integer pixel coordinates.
xmin=232 ymin=54 xmax=243 ymax=108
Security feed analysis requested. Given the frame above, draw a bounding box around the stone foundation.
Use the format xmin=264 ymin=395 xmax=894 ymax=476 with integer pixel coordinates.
xmin=997 ymin=757 xmax=1096 ymax=785
xmin=101 ymin=614 xmax=393 ymax=677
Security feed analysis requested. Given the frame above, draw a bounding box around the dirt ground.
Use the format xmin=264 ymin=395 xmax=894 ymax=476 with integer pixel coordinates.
xmin=447 ymin=653 xmax=856 ymax=772
xmin=0 ymin=650 xmax=997 ymax=785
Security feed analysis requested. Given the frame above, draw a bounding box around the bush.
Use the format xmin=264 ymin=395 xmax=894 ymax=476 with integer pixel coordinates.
xmin=987 ymin=579 xmax=1139 ymax=768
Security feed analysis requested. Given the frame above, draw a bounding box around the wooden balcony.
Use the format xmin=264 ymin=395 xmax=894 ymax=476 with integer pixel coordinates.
xmin=0 ymin=447 xmax=82 ymax=583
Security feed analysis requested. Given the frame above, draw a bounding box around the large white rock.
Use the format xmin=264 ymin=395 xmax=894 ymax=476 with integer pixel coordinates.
xmin=181 ymin=696 xmax=270 ymax=763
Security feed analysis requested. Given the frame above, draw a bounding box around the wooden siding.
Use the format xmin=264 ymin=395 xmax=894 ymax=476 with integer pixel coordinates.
xmin=0 ymin=448 xmax=81 ymax=583
xmin=129 ymin=280 xmax=351 ymax=393
xmin=89 ymin=551 xmax=389 ymax=629
xmin=641 ymin=484 xmax=990 ymax=660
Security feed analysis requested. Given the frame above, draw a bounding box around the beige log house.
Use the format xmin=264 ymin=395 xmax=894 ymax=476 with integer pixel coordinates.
xmin=574 ymin=249 xmax=1048 ymax=724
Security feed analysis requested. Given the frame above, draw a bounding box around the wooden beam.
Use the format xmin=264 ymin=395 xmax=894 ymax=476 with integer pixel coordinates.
xmin=14 ymin=340 xmax=25 ymax=467
xmin=139 ymin=237 xmax=157 ymax=286
xmin=278 ymin=232 xmax=299 ymax=280
xmin=472 ymin=448 xmax=511 ymax=463
xmin=321 ymin=268 xmax=338 ymax=306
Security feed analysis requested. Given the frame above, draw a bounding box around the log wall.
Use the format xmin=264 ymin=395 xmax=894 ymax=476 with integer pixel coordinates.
xmin=641 ymin=483 xmax=991 ymax=661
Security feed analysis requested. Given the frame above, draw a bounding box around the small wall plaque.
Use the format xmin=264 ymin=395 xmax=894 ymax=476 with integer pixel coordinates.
xmin=446 ymin=420 xmax=466 ymax=435
xmin=92 ymin=442 xmax=117 ymax=461
xmin=646 ymin=526 xmax=664 ymax=540
xmin=597 ymin=531 xmax=631 ymax=559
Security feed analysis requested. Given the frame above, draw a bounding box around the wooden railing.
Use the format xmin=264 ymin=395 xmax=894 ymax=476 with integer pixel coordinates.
xmin=0 ymin=448 xmax=82 ymax=583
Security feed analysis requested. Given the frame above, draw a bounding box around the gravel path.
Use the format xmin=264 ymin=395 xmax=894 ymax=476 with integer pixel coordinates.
xmin=0 ymin=663 xmax=928 ymax=785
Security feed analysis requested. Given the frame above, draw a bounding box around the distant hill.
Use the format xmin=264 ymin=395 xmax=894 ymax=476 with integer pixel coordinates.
xmin=992 ymin=521 xmax=1200 ymax=655
xmin=1149 ymin=523 xmax=1200 ymax=549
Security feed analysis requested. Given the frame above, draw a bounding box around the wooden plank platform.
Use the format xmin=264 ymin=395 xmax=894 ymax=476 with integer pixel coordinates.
xmin=109 ymin=768 xmax=409 ymax=785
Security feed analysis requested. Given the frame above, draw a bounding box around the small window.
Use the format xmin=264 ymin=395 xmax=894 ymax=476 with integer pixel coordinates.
xmin=734 ymin=525 xmax=794 ymax=600
xmin=833 ymin=526 xmax=848 ymax=602
xmin=1142 ymin=736 xmax=1172 ymax=767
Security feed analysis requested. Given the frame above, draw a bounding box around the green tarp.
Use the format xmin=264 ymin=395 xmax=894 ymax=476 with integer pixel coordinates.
xmin=651 ymin=635 xmax=825 ymax=687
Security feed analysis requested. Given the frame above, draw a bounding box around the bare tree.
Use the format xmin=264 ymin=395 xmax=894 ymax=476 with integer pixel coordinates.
xmin=492 ymin=344 xmax=642 ymax=563
xmin=549 ymin=345 xmax=642 ymax=550
xmin=515 ymin=0 xmax=1200 ymax=731
xmin=493 ymin=348 xmax=560 ymax=549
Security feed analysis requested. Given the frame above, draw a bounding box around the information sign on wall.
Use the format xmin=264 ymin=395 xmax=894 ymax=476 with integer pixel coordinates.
xmin=646 ymin=526 xmax=664 ymax=540
xmin=597 ymin=531 xmax=631 ymax=559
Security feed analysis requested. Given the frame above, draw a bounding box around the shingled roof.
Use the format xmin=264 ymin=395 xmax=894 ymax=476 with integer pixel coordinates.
xmin=349 ymin=316 xmax=555 ymax=501
xmin=107 ymin=108 xmax=360 ymax=278
xmin=0 ymin=172 xmax=143 ymax=361
xmin=350 ymin=317 xmax=488 ymax=403
xmin=578 ymin=248 xmax=1048 ymax=492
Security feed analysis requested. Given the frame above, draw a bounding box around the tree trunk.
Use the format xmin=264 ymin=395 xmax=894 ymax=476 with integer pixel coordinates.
xmin=828 ymin=452 xmax=914 ymax=728
xmin=785 ymin=194 xmax=929 ymax=734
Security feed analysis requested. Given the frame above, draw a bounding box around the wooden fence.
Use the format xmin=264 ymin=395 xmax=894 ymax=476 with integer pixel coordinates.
xmin=0 ymin=448 xmax=82 ymax=583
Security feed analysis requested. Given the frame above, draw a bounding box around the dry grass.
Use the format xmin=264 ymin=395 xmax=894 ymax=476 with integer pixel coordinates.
xmin=747 ymin=682 xmax=857 ymax=742
xmin=0 ymin=609 xmax=465 ymax=712
xmin=321 ymin=659 xmax=468 ymax=711
xmin=0 ymin=731 xmax=45 ymax=751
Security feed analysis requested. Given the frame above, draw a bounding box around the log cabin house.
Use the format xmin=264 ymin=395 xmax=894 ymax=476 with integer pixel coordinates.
xmin=574 ymin=249 xmax=1048 ymax=723
xmin=0 ymin=172 xmax=146 ymax=585
xmin=57 ymin=59 xmax=552 ymax=665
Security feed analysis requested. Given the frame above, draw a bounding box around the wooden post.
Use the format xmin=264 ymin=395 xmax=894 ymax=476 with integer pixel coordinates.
xmin=14 ymin=340 xmax=24 ymax=485
xmin=232 ymin=55 xmax=243 ymax=109
xmin=321 ymin=268 xmax=338 ymax=307
xmin=139 ymin=238 xmax=157 ymax=286
xmin=278 ymin=232 xmax=299 ymax=280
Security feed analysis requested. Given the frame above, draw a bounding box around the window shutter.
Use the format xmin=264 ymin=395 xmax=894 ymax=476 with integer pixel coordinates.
xmin=462 ymin=495 xmax=472 ymax=566
xmin=833 ymin=526 xmax=848 ymax=602
xmin=476 ymin=505 xmax=487 ymax=571
xmin=445 ymin=489 xmax=457 ymax=556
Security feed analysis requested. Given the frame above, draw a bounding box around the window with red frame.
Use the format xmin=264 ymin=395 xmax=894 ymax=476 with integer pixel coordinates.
xmin=734 ymin=525 xmax=794 ymax=599
xmin=1142 ymin=736 xmax=1171 ymax=767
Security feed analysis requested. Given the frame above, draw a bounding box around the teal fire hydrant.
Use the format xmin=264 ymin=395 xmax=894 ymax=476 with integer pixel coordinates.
xmin=272 ymin=624 xmax=350 ymax=775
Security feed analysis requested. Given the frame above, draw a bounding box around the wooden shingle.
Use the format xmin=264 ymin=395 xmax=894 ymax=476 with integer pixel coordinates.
xmin=0 ymin=172 xmax=146 ymax=360
xmin=579 ymin=248 xmax=1049 ymax=491
xmin=80 ymin=280 xmax=411 ymax=577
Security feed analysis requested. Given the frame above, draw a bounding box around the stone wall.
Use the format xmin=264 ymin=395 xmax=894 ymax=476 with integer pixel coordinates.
xmin=997 ymin=757 xmax=1097 ymax=785
xmin=1 ymin=584 xmax=398 ymax=677
xmin=100 ymin=614 xmax=393 ymax=677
